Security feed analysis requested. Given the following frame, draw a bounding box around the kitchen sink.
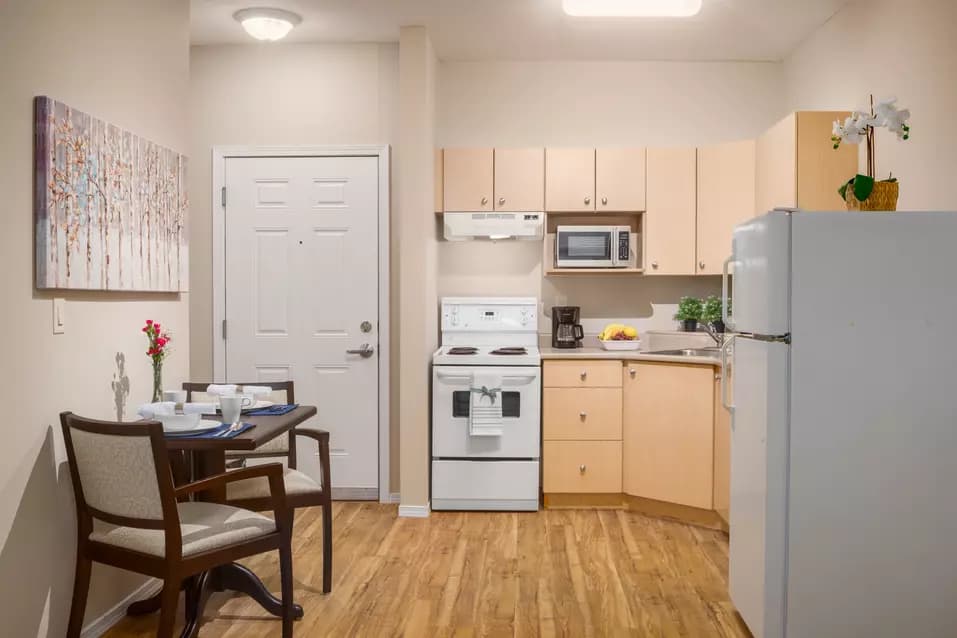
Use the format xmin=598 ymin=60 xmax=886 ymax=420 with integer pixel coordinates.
xmin=644 ymin=348 xmax=722 ymax=357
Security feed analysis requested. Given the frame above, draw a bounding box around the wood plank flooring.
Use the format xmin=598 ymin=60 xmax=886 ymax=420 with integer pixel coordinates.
xmin=104 ymin=503 xmax=749 ymax=637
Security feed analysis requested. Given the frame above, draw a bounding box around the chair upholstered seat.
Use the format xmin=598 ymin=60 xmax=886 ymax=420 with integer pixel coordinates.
xmin=88 ymin=502 xmax=276 ymax=557
xmin=227 ymin=467 xmax=321 ymax=501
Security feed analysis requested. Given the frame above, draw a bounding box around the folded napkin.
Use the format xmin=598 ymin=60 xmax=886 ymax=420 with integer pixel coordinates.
xmin=205 ymin=384 xmax=238 ymax=397
xmin=138 ymin=402 xmax=218 ymax=418
xmin=164 ymin=422 xmax=255 ymax=439
xmin=246 ymin=403 xmax=299 ymax=416
xmin=240 ymin=385 xmax=272 ymax=397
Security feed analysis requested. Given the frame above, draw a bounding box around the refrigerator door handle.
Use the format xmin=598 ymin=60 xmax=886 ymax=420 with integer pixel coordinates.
xmin=720 ymin=334 xmax=736 ymax=416
xmin=722 ymin=255 xmax=735 ymax=332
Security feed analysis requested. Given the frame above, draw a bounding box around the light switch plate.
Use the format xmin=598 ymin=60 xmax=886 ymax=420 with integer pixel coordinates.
xmin=53 ymin=297 xmax=65 ymax=334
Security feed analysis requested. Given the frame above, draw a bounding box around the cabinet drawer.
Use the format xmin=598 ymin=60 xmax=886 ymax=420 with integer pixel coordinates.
xmin=543 ymin=360 xmax=622 ymax=388
xmin=543 ymin=441 xmax=622 ymax=493
xmin=543 ymin=388 xmax=622 ymax=440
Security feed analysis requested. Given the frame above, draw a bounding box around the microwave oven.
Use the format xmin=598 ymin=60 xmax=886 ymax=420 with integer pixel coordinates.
xmin=555 ymin=225 xmax=637 ymax=268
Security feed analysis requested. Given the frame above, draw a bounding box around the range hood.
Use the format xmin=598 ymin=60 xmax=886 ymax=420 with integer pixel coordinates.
xmin=443 ymin=212 xmax=544 ymax=241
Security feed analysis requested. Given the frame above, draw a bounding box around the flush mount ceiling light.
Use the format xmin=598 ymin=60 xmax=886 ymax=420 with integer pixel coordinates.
xmin=562 ymin=0 xmax=703 ymax=17
xmin=233 ymin=7 xmax=302 ymax=41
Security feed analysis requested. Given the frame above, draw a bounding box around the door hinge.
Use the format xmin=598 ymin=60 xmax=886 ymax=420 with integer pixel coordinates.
xmin=221 ymin=186 xmax=227 ymax=208
xmin=221 ymin=319 xmax=227 ymax=340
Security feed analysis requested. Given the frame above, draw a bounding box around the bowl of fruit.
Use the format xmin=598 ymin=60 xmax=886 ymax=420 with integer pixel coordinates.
xmin=598 ymin=324 xmax=641 ymax=350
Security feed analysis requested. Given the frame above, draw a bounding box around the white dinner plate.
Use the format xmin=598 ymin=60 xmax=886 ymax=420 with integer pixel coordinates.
xmin=242 ymin=400 xmax=275 ymax=412
xmin=163 ymin=419 xmax=224 ymax=434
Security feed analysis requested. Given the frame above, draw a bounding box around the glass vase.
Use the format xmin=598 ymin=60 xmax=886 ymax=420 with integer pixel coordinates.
xmin=151 ymin=360 xmax=162 ymax=403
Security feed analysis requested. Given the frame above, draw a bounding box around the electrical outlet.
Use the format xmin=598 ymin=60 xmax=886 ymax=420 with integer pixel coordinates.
xmin=53 ymin=298 xmax=65 ymax=334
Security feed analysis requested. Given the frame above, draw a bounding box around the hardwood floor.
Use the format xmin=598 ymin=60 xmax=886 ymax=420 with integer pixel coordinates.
xmin=104 ymin=503 xmax=749 ymax=637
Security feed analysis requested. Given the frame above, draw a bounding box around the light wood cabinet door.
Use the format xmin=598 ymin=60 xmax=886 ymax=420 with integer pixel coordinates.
xmin=696 ymin=140 xmax=756 ymax=274
xmin=543 ymin=441 xmax=622 ymax=493
xmin=622 ymin=362 xmax=714 ymax=509
xmin=796 ymin=111 xmax=857 ymax=211
xmin=545 ymin=148 xmax=595 ymax=212
xmin=443 ymin=148 xmax=493 ymax=212
xmin=644 ymin=147 xmax=697 ymax=275
xmin=434 ymin=148 xmax=444 ymax=213
xmin=755 ymin=114 xmax=797 ymax=214
xmin=596 ymin=148 xmax=646 ymax=212
xmin=543 ymin=388 xmax=622 ymax=441
xmin=713 ymin=372 xmax=731 ymax=523
xmin=494 ymin=148 xmax=544 ymax=211
xmin=543 ymin=360 xmax=622 ymax=388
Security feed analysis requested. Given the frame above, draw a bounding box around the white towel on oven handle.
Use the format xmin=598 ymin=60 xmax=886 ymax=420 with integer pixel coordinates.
xmin=469 ymin=372 xmax=503 ymax=437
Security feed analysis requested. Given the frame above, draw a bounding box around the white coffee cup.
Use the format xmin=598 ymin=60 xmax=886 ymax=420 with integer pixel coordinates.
xmin=163 ymin=390 xmax=188 ymax=403
xmin=219 ymin=395 xmax=252 ymax=425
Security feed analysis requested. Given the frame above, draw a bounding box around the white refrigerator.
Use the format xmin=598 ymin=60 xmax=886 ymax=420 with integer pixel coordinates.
xmin=722 ymin=210 xmax=957 ymax=638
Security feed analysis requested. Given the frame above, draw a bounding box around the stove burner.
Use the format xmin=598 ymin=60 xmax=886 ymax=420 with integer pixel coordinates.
xmin=448 ymin=347 xmax=478 ymax=355
xmin=490 ymin=347 xmax=527 ymax=355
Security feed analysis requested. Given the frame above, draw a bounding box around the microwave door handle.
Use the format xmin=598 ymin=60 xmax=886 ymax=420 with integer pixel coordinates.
xmin=722 ymin=255 xmax=735 ymax=331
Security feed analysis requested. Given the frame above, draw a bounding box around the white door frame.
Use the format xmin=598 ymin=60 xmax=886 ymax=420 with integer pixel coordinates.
xmin=212 ymin=145 xmax=392 ymax=503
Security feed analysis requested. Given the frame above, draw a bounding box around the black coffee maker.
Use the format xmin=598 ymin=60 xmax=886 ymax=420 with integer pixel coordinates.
xmin=551 ymin=306 xmax=584 ymax=349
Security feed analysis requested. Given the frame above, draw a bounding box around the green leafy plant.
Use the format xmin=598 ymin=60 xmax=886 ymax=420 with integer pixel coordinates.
xmin=702 ymin=296 xmax=724 ymax=325
xmin=674 ymin=296 xmax=703 ymax=322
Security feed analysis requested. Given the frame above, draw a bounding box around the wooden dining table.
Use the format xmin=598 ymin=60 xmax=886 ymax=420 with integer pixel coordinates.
xmin=126 ymin=406 xmax=318 ymax=625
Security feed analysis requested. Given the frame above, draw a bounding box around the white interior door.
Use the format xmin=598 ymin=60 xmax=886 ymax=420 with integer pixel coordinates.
xmin=224 ymin=155 xmax=380 ymax=497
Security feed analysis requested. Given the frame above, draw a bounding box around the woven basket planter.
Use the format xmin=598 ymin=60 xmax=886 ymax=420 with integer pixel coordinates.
xmin=845 ymin=180 xmax=899 ymax=211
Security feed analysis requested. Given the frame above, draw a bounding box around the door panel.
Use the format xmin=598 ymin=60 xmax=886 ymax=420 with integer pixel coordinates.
xmin=494 ymin=148 xmax=544 ymax=211
xmin=729 ymin=338 xmax=789 ymax=638
xmin=545 ymin=148 xmax=595 ymax=212
xmin=644 ymin=148 xmax=696 ymax=275
xmin=596 ymin=147 xmax=646 ymax=212
xmin=696 ymin=140 xmax=756 ymax=275
xmin=225 ymin=155 xmax=380 ymax=494
xmin=443 ymin=148 xmax=493 ymax=212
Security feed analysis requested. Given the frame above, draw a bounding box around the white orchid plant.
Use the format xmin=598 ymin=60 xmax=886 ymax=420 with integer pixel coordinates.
xmin=831 ymin=95 xmax=911 ymax=203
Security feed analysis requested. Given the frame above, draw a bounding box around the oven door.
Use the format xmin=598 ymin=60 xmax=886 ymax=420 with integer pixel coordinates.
xmin=432 ymin=365 xmax=541 ymax=458
xmin=556 ymin=228 xmax=615 ymax=268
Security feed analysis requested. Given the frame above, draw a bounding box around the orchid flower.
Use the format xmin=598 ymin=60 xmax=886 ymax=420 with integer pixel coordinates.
xmin=874 ymin=97 xmax=911 ymax=140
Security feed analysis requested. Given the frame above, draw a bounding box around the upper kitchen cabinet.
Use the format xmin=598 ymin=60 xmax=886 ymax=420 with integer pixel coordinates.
xmin=443 ymin=147 xmax=494 ymax=212
xmin=596 ymin=148 xmax=646 ymax=212
xmin=644 ymin=147 xmax=697 ymax=275
xmin=696 ymin=140 xmax=756 ymax=275
xmin=545 ymin=148 xmax=596 ymax=212
xmin=755 ymin=111 xmax=858 ymax=214
xmin=494 ymin=148 xmax=545 ymax=211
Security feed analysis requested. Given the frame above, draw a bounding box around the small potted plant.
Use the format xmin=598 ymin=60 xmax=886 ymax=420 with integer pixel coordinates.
xmin=702 ymin=295 xmax=728 ymax=333
xmin=831 ymin=95 xmax=911 ymax=211
xmin=674 ymin=296 xmax=703 ymax=332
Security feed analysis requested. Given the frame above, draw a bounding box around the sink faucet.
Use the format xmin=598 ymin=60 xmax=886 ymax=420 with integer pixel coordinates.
xmin=699 ymin=322 xmax=724 ymax=347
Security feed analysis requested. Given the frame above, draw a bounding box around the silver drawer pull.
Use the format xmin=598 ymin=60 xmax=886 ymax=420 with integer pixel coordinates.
xmin=580 ymin=370 xmax=587 ymax=380
xmin=628 ymin=368 xmax=636 ymax=378
xmin=579 ymin=464 xmax=587 ymax=474
xmin=579 ymin=411 xmax=587 ymax=419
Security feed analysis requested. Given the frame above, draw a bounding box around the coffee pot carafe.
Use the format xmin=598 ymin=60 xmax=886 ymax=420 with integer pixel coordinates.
xmin=551 ymin=306 xmax=584 ymax=349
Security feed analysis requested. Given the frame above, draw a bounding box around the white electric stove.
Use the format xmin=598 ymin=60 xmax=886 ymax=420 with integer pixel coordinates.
xmin=431 ymin=297 xmax=541 ymax=511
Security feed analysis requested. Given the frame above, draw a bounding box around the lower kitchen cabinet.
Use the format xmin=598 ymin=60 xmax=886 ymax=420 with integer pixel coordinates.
xmin=542 ymin=440 xmax=623 ymax=493
xmin=622 ymin=361 xmax=715 ymax=509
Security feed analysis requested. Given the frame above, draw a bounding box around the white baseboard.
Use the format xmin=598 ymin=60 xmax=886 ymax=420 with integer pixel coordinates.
xmin=398 ymin=501 xmax=431 ymax=518
xmin=82 ymin=577 xmax=161 ymax=638
xmin=382 ymin=491 xmax=401 ymax=504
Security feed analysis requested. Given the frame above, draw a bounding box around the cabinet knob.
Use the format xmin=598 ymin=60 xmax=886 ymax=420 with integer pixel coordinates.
xmin=584 ymin=196 xmax=591 ymax=205
xmin=498 ymin=197 xmax=506 ymax=206
xmin=580 ymin=371 xmax=587 ymax=380
xmin=579 ymin=411 xmax=587 ymax=419
xmin=481 ymin=196 xmax=488 ymax=205
xmin=651 ymin=261 xmax=659 ymax=269
xmin=629 ymin=368 xmax=636 ymax=378
xmin=601 ymin=196 xmax=608 ymax=206
xmin=699 ymin=260 xmax=706 ymax=270
xmin=579 ymin=464 xmax=587 ymax=474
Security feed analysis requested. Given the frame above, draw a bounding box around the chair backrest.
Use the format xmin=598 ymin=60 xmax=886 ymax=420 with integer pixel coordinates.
xmin=183 ymin=381 xmax=295 ymax=405
xmin=60 ymin=413 xmax=180 ymax=538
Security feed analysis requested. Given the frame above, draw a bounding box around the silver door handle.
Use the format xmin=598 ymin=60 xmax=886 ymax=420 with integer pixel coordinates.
xmin=346 ymin=343 xmax=375 ymax=358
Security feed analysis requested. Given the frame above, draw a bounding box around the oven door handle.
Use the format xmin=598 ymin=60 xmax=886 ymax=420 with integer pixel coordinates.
xmin=435 ymin=371 xmax=538 ymax=386
xmin=500 ymin=375 xmax=538 ymax=387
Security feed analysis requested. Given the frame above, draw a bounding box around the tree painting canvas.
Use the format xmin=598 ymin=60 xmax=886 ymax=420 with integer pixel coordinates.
xmin=34 ymin=96 xmax=188 ymax=292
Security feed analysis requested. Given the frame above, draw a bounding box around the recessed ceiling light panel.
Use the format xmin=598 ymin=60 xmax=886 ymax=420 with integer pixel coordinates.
xmin=233 ymin=7 xmax=302 ymax=41
xmin=562 ymin=0 xmax=703 ymax=17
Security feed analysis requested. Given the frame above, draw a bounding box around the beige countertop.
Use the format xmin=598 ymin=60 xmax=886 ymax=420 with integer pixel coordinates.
xmin=539 ymin=346 xmax=721 ymax=367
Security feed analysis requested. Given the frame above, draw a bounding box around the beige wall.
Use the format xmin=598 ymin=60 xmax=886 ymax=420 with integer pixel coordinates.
xmin=188 ymin=42 xmax=400 ymax=490
xmin=397 ymin=27 xmax=439 ymax=510
xmin=0 ymin=0 xmax=189 ymax=634
xmin=436 ymin=60 xmax=785 ymax=332
xmin=783 ymin=0 xmax=957 ymax=211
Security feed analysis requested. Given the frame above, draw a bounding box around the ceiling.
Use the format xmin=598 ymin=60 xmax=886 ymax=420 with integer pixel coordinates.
xmin=190 ymin=0 xmax=854 ymax=62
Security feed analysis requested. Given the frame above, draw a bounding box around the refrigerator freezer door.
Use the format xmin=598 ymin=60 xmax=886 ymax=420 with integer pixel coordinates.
xmin=729 ymin=337 xmax=789 ymax=638
xmin=731 ymin=211 xmax=791 ymax=336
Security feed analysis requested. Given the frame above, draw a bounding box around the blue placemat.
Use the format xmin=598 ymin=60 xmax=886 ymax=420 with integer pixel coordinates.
xmin=165 ymin=422 xmax=256 ymax=439
xmin=246 ymin=403 xmax=299 ymax=416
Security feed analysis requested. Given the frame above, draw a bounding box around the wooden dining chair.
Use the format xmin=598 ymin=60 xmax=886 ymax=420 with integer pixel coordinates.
xmin=183 ymin=381 xmax=334 ymax=594
xmin=60 ymin=412 xmax=296 ymax=638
